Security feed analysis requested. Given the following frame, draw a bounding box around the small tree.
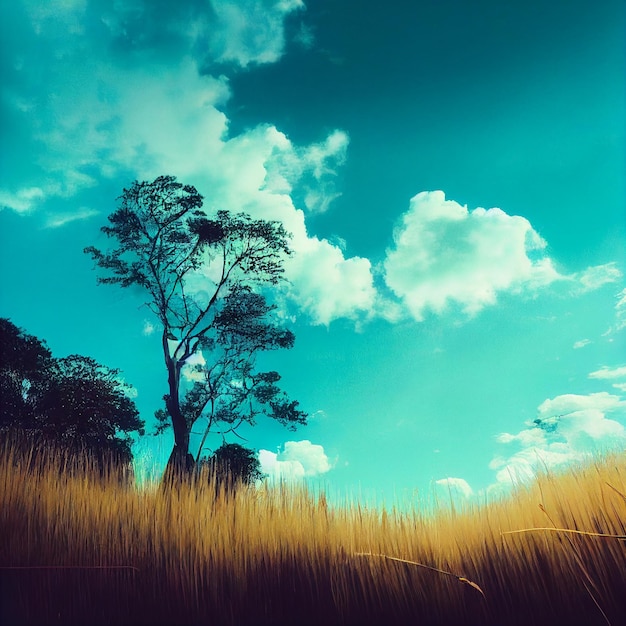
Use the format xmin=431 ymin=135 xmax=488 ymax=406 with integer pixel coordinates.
xmin=197 ymin=443 xmax=264 ymax=493
xmin=84 ymin=175 xmax=306 ymax=482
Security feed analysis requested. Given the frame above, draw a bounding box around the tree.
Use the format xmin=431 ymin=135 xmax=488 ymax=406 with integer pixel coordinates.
xmin=84 ymin=175 xmax=307 ymax=482
xmin=197 ymin=442 xmax=265 ymax=492
xmin=0 ymin=318 xmax=144 ymax=476
xmin=0 ymin=318 xmax=53 ymax=433
xmin=37 ymin=355 xmax=145 ymax=467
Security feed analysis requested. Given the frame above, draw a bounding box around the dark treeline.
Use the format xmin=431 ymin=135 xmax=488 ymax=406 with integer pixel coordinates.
xmin=0 ymin=317 xmax=144 ymax=482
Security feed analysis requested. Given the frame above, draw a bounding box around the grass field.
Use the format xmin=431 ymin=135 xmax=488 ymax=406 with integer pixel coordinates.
xmin=1 ymin=439 xmax=625 ymax=625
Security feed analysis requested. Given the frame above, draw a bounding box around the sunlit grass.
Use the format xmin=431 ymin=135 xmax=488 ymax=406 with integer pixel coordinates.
xmin=1 ymin=436 xmax=624 ymax=625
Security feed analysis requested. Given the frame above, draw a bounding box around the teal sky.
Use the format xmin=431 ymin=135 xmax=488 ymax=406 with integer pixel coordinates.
xmin=1 ymin=0 xmax=625 ymax=507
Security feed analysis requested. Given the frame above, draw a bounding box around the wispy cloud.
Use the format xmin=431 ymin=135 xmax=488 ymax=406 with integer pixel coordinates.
xmin=573 ymin=339 xmax=591 ymax=349
xmin=589 ymin=365 xmax=626 ymax=380
xmin=44 ymin=208 xmax=99 ymax=229
xmin=589 ymin=365 xmax=626 ymax=393
xmin=612 ymin=288 xmax=626 ymax=333
xmin=576 ymin=262 xmax=623 ymax=292
xmin=0 ymin=188 xmax=46 ymax=213
xmin=207 ymin=0 xmax=305 ymax=67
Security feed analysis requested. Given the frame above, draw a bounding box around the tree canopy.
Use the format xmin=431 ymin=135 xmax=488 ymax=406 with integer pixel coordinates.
xmin=197 ymin=442 xmax=265 ymax=492
xmin=84 ymin=175 xmax=307 ymax=481
xmin=0 ymin=318 xmax=144 ymax=472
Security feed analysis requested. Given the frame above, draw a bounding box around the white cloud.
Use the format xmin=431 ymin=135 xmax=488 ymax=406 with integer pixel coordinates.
xmin=1 ymin=3 xmax=375 ymax=326
xmin=536 ymin=391 xmax=626 ymax=418
xmin=0 ymin=188 xmax=46 ymax=213
xmin=490 ymin=392 xmax=626 ymax=493
xmin=142 ymin=321 xmax=156 ymax=336
xmin=285 ymin=235 xmax=376 ymax=325
xmin=383 ymin=191 xmax=563 ymax=321
xmin=298 ymin=129 xmax=350 ymax=213
xmin=44 ymin=207 xmax=99 ymax=228
xmin=612 ymin=288 xmax=626 ymax=333
xmin=577 ymin=262 xmax=622 ymax=292
xmin=573 ymin=339 xmax=591 ymax=349
xmin=589 ymin=366 xmax=626 ymax=392
xmin=434 ymin=477 xmax=473 ymax=499
xmin=207 ymin=0 xmax=305 ymax=67
xmin=589 ymin=366 xmax=626 ymax=381
xmin=259 ymin=439 xmax=332 ymax=481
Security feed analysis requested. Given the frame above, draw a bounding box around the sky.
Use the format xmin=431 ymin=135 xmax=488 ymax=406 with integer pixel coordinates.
xmin=1 ymin=0 xmax=625 ymax=508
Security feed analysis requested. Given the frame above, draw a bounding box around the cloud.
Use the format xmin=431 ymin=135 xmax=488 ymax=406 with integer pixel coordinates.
xmin=589 ymin=366 xmax=626 ymax=381
xmin=207 ymin=0 xmax=305 ymax=67
xmin=298 ymin=130 xmax=350 ymax=213
xmin=490 ymin=392 xmax=626 ymax=492
xmin=1 ymin=0 xmax=304 ymax=212
xmin=44 ymin=207 xmax=99 ymax=229
xmin=611 ymin=288 xmax=626 ymax=333
xmin=1 ymin=1 xmax=375 ymax=326
xmin=434 ymin=477 xmax=473 ymax=499
xmin=576 ymin=262 xmax=623 ymax=292
xmin=383 ymin=191 xmax=563 ymax=321
xmin=259 ymin=439 xmax=332 ymax=481
xmin=573 ymin=339 xmax=591 ymax=349
xmin=0 ymin=188 xmax=46 ymax=213
xmin=589 ymin=365 xmax=626 ymax=392
xmin=285 ymin=235 xmax=376 ymax=325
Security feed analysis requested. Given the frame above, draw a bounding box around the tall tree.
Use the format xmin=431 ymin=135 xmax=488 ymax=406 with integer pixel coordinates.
xmin=84 ymin=175 xmax=306 ymax=481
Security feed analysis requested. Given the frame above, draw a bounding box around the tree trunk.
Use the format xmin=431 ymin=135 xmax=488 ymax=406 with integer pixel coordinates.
xmin=161 ymin=333 xmax=195 ymax=486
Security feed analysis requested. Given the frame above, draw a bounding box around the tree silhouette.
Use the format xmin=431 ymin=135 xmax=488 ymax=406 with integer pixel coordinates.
xmin=0 ymin=318 xmax=53 ymax=433
xmin=197 ymin=442 xmax=264 ymax=493
xmin=36 ymin=355 xmax=144 ymax=467
xmin=0 ymin=318 xmax=144 ymax=477
xmin=84 ymin=175 xmax=306 ymax=482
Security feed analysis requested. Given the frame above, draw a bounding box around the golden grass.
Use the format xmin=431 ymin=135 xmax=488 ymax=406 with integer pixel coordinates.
xmin=1 ymin=439 xmax=625 ymax=626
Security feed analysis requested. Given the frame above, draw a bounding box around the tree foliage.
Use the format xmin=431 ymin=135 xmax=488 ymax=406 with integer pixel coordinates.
xmin=0 ymin=318 xmax=144 ymax=472
xmin=0 ymin=317 xmax=52 ymax=431
xmin=84 ymin=175 xmax=306 ymax=479
xmin=197 ymin=442 xmax=265 ymax=492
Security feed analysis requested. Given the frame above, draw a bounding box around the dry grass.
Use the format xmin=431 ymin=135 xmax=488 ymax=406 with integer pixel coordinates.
xmin=1 ymin=438 xmax=625 ymax=626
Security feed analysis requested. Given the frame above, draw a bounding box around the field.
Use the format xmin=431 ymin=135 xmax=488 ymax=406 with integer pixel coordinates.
xmin=1 ymin=440 xmax=625 ymax=626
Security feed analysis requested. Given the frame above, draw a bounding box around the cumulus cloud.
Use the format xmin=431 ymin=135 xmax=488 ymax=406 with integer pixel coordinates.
xmin=383 ymin=191 xmax=563 ymax=321
xmin=434 ymin=477 xmax=473 ymax=499
xmin=489 ymin=392 xmax=626 ymax=493
xmin=1 ymin=0 xmax=375 ymax=326
xmin=259 ymin=440 xmax=332 ymax=481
